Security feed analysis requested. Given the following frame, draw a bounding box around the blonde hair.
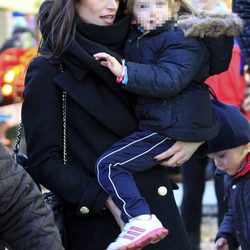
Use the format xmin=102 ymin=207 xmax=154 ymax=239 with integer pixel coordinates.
xmin=125 ymin=0 xmax=198 ymax=17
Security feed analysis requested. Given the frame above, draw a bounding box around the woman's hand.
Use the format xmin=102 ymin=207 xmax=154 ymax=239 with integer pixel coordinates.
xmin=154 ymin=141 xmax=204 ymax=167
xmin=94 ymin=52 xmax=123 ymax=77
xmin=214 ymin=237 xmax=229 ymax=250
xmin=105 ymin=196 xmax=125 ymax=229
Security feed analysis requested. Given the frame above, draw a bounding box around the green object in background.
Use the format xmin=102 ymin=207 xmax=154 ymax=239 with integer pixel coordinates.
xmin=6 ymin=124 xmax=26 ymax=153
xmin=6 ymin=124 xmax=18 ymax=142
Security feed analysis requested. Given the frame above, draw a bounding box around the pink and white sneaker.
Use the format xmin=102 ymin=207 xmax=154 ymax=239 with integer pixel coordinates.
xmin=106 ymin=214 xmax=168 ymax=250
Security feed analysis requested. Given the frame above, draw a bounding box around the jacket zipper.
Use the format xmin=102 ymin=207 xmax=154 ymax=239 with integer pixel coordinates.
xmin=241 ymin=180 xmax=249 ymax=244
xmin=136 ymin=31 xmax=150 ymax=48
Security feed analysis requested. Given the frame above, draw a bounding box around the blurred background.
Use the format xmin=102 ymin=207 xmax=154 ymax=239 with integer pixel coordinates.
xmin=0 ymin=0 xmax=42 ymax=149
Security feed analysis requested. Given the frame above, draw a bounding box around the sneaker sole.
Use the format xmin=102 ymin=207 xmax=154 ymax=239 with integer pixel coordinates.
xmin=119 ymin=227 xmax=169 ymax=250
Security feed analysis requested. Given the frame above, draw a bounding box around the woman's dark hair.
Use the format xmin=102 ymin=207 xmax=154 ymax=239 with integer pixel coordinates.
xmin=38 ymin=0 xmax=77 ymax=56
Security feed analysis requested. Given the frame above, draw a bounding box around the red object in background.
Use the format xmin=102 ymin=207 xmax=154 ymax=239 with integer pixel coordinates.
xmin=206 ymin=44 xmax=250 ymax=121
xmin=0 ymin=47 xmax=36 ymax=105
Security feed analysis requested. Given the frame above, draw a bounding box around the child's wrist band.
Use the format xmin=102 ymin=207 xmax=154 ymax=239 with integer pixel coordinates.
xmin=116 ymin=59 xmax=126 ymax=83
xmin=122 ymin=68 xmax=128 ymax=85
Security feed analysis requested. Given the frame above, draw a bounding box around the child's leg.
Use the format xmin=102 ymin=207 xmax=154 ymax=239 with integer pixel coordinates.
xmin=96 ymin=130 xmax=172 ymax=249
xmin=95 ymin=130 xmax=173 ymax=221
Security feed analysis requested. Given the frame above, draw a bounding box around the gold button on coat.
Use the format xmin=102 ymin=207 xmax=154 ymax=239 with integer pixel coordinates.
xmin=80 ymin=206 xmax=89 ymax=214
xmin=158 ymin=186 xmax=168 ymax=196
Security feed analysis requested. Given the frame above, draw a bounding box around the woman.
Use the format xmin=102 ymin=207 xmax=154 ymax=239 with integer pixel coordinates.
xmin=22 ymin=0 xmax=227 ymax=249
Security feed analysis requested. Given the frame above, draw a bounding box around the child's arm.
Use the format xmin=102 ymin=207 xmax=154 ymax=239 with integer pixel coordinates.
xmin=215 ymin=238 xmax=229 ymax=250
xmin=95 ymin=35 xmax=208 ymax=98
xmin=214 ymin=196 xmax=239 ymax=250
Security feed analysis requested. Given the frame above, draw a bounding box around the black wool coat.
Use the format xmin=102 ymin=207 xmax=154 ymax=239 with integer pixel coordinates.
xmin=22 ymin=56 xmax=191 ymax=250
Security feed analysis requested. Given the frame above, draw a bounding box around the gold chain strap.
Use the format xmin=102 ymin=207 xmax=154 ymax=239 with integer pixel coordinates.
xmin=60 ymin=64 xmax=67 ymax=165
xmin=62 ymin=91 xmax=67 ymax=165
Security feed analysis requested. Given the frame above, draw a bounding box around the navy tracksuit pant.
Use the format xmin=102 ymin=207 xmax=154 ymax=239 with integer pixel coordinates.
xmin=95 ymin=130 xmax=174 ymax=222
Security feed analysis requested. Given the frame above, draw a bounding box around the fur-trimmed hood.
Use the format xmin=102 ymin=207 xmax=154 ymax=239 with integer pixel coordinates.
xmin=178 ymin=11 xmax=243 ymax=38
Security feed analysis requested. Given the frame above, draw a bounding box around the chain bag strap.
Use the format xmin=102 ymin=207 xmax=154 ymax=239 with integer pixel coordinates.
xmin=60 ymin=63 xmax=67 ymax=165
xmin=13 ymin=123 xmax=23 ymax=156
xmin=62 ymin=91 xmax=67 ymax=165
xmin=13 ymin=92 xmax=67 ymax=166
xmin=13 ymin=123 xmax=28 ymax=168
xmin=43 ymin=91 xmax=67 ymax=240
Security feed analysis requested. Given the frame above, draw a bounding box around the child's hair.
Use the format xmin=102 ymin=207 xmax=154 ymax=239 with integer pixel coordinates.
xmin=125 ymin=0 xmax=198 ymax=17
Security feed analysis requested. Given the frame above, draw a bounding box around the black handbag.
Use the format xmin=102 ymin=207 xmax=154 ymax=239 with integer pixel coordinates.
xmin=13 ymin=91 xmax=67 ymax=242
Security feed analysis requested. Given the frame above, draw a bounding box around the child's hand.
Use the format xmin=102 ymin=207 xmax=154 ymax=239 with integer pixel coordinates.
xmin=215 ymin=237 xmax=229 ymax=250
xmin=94 ymin=52 xmax=123 ymax=77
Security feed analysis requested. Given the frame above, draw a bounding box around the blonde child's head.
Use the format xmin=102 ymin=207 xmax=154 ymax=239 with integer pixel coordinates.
xmin=126 ymin=0 xmax=196 ymax=31
xmin=208 ymin=144 xmax=249 ymax=176
xmin=207 ymin=101 xmax=250 ymax=176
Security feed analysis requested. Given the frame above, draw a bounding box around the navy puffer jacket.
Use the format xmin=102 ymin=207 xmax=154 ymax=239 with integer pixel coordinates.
xmin=123 ymin=11 xmax=242 ymax=142
xmin=216 ymin=170 xmax=250 ymax=250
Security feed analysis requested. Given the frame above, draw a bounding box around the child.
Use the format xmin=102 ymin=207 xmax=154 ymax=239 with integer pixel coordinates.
xmin=207 ymin=100 xmax=250 ymax=250
xmin=94 ymin=0 xmax=241 ymax=249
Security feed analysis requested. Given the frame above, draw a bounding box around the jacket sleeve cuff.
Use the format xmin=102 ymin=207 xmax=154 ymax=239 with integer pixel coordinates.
xmin=77 ymin=178 xmax=108 ymax=216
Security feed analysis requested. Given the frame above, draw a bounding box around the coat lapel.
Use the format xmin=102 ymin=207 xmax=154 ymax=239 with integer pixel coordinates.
xmin=54 ymin=70 xmax=137 ymax=137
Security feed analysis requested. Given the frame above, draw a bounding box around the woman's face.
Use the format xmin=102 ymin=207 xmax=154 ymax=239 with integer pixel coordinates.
xmin=77 ymin=0 xmax=120 ymax=25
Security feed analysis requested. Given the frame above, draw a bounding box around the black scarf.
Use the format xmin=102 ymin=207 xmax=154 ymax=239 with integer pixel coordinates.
xmin=40 ymin=10 xmax=130 ymax=81
xmin=61 ymin=14 xmax=130 ymax=81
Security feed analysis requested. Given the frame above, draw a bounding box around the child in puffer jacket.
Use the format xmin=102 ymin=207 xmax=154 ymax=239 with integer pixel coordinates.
xmin=207 ymin=99 xmax=250 ymax=250
xmin=93 ymin=0 xmax=242 ymax=249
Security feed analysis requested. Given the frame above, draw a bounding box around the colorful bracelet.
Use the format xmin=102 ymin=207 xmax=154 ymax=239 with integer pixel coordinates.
xmin=116 ymin=59 xmax=126 ymax=83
